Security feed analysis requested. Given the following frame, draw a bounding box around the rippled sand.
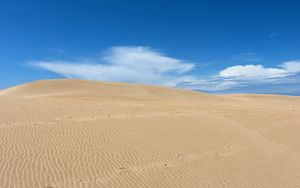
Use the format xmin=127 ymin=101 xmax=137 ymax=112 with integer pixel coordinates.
xmin=1 ymin=79 xmax=300 ymax=188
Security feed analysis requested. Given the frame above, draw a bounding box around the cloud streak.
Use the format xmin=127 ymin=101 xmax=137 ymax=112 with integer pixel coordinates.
xmin=31 ymin=46 xmax=300 ymax=94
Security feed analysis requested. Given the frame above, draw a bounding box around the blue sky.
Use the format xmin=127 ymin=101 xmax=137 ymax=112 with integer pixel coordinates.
xmin=1 ymin=0 xmax=300 ymax=95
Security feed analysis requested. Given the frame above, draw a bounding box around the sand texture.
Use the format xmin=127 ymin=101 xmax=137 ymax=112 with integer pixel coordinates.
xmin=1 ymin=79 xmax=300 ymax=188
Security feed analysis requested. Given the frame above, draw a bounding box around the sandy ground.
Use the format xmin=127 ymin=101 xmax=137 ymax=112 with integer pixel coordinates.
xmin=1 ymin=79 xmax=300 ymax=188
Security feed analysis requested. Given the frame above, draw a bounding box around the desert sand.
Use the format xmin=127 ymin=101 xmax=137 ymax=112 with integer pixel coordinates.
xmin=0 ymin=79 xmax=300 ymax=188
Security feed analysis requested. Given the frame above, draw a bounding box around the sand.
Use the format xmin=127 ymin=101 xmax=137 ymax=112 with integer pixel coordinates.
xmin=1 ymin=79 xmax=300 ymax=188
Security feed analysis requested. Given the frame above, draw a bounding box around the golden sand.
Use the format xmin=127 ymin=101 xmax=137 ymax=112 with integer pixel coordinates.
xmin=1 ymin=79 xmax=300 ymax=188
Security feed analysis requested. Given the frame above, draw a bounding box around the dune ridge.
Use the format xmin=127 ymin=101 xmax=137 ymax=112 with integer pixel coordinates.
xmin=1 ymin=79 xmax=300 ymax=188
xmin=0 ymin=79 xmax=216 ymax=100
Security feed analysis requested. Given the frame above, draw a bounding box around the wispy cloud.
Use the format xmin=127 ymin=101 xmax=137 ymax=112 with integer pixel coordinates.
xmin=280 ymin=60 xmax=300 ymax=73
xmin=269 ymin=32 xmax=279 ymax=38
xmin=233 ymin=52 xmax=263 ymax=62
xmin=30 ymin=46 xmax=300 ymax=94
xmin=47 ymin=48 xmax=68 ymax=55
xmin=31 ymin=46 xmax=195 ymax=87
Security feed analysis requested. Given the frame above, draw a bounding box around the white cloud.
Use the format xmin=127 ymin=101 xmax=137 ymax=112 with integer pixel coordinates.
xmin=31 ymin=46 xmax=300 ymax=92
xmin=219 ymin=65 xmax=289 ymax=79
xmin=281 ymin=60 xmax=300 ymax=73
xmin=103 ymin=47 xmax=194 ymax=73
xmin=219 ymin=61 xmax=300 ymax=81
xmin=32 ymin=46 xmax=195 ymax=87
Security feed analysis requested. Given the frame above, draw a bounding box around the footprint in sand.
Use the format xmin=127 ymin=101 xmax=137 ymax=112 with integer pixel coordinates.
xmin=162 ymin=163 xmax=170 ymax=168
xmin=177 ymin=154 xmax=183 ymax=159
xmin=44 ymin=186 xmax=54 ymax=188
xmin=119 ymin=166 xmax=131 ymax=174
xmin=78 ymin=178 xmax=97 ymax=184
xmin=211 ymin=146 xmax=243 ymax=157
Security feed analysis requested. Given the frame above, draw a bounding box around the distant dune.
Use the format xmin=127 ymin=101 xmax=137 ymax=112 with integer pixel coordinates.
xmin=1 ymin=79 xmax=300 ymax=188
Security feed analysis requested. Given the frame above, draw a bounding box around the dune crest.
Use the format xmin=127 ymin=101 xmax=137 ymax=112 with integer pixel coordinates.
xmin=1 ymin=79 xmax=300 ymax=188
xmin=0 ymin=79 xmax=216 ymax=101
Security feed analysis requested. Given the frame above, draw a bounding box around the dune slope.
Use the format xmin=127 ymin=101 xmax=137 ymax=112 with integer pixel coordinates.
xmin=1 ymin=79 xmax=300 ymax=188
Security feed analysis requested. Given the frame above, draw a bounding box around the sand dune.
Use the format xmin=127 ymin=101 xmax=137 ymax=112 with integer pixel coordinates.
xmin=1 ymin=79 xmax=300 ymax=188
